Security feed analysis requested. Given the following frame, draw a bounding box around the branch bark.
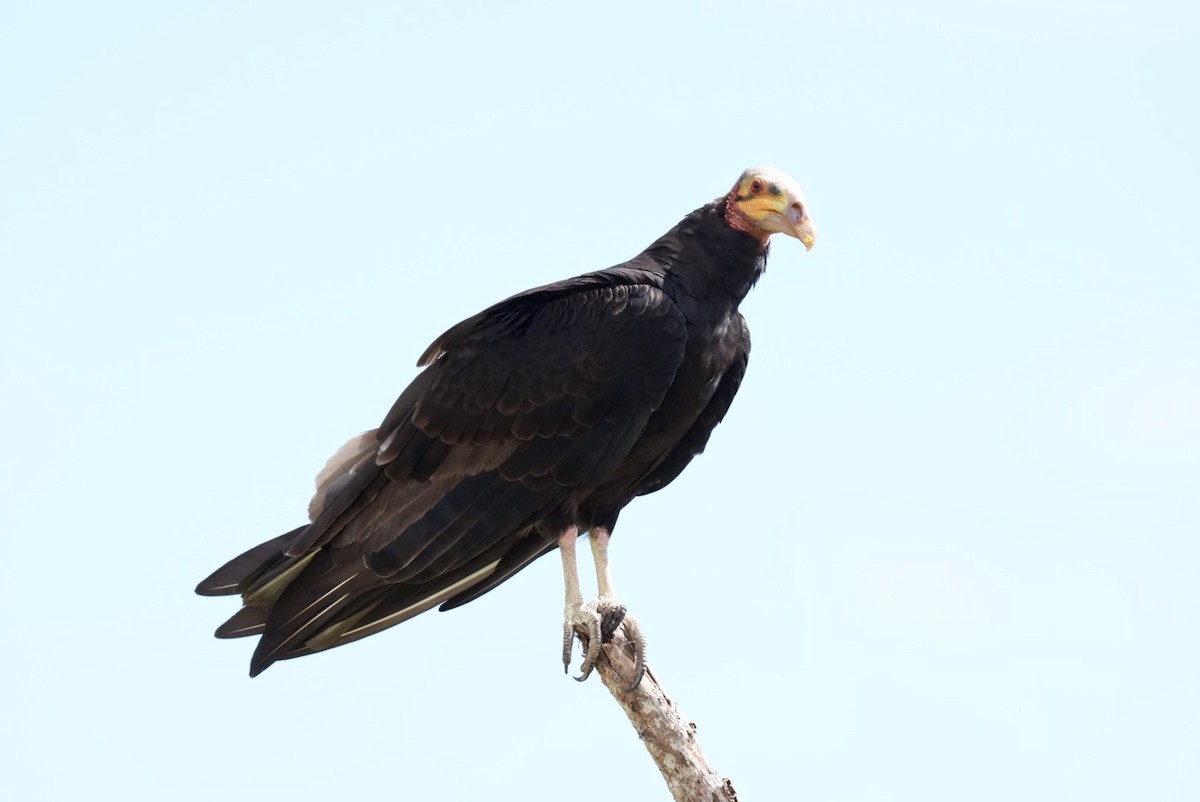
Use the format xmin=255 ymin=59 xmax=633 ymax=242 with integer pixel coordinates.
xmin=592 ymin=625 xmax=740 ymax=802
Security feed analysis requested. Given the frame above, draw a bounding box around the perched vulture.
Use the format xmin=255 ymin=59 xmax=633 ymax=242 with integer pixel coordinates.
xmin=197 ymin=165 xmax=816 ymax=687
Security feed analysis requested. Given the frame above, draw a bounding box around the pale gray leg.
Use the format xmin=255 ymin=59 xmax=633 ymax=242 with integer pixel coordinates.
xmin=559 ymin=525 xmax=602 ymax=678
xmin=579 ymin=526 xmax=647 ymax=690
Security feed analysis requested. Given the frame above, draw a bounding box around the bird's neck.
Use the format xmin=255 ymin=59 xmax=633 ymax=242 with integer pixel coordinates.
xmin=644 ymin=200 xmax=769 ymax=308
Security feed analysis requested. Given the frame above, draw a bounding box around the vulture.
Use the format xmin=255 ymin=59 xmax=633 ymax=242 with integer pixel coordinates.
xmin=197 ymin=165 xmax=816 ymax=688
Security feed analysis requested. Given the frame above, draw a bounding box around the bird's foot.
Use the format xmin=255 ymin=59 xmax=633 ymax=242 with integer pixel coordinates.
xmin=561 ymin=598 xmax=646 ymax=690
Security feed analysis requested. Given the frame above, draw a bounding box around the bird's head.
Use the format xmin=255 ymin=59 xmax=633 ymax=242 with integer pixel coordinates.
xmin=725 ymin=165 xmax=816 ymax=250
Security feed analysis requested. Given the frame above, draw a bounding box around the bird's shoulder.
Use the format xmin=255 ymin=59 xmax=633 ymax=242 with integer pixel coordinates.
xmin=416 ymin=263 xmax=672 ymax=367
xmin=402 ymin=265 xmax=689 ymax=440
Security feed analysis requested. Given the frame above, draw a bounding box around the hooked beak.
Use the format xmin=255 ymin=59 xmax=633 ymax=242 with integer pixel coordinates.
xmin=790 ymin=213 xmax=816 ymax=251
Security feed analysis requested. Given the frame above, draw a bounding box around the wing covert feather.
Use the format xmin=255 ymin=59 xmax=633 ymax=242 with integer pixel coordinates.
xmin=356 ymin=282 xmax=687 ymax=576
xmin=291 ymin=279 xmax=686 ymax=571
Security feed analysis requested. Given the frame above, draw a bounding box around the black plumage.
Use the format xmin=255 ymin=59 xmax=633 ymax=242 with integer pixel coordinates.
xmin=197 ymin=166 xmax=815 ymax=678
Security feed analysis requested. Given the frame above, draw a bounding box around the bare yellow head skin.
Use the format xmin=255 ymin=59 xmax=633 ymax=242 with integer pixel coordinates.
xmin=725 ymin=165 xmax=816 ymax=250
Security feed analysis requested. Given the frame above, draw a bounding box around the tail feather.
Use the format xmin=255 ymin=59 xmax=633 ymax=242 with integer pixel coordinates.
xmin=214 ymin=605 xmax=268 ymax=639
xmin=195 ymin=527 xmax=306 ymax=596
xmin=248 ymin=552 xmax=372 ymax=677
xmin=197 ymin=520 xmax=559 ymax=675
xmin=300 ymin=558 xmax=502 ymax=654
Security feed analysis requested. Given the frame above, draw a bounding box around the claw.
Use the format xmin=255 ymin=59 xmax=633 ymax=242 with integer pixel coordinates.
xmin=620 ymin=613 xmax=647 ymax=691
xmin=564 ymin=601 xmax=603 ymax=681
xmin=562 ymin=599 xmax=646 ymax=689
xmin=599 ymin=603 xmax=627 ymax=642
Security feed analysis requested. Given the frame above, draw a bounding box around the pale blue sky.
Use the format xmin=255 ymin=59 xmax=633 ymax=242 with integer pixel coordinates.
xmin=2 ymin=2 xmax=1198 ymax=800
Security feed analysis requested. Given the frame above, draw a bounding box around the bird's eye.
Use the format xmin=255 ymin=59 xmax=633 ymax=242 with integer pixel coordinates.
xmin=749 ymin=179 xmax=765 ymax=195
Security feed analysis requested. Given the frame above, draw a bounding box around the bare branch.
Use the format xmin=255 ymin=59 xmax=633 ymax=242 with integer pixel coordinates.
xmin=592 ymin=624 xmax=740 ymax=802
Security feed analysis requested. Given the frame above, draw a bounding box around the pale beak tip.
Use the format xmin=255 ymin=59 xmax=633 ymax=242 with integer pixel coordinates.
xmin=801 ymin=233 xmax=815 ymax=251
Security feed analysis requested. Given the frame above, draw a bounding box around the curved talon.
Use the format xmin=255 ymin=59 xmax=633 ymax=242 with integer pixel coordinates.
xmin=599 ymin=603 xmax=627 ymax=642
xmin=564 ymin=601 xmax=603 ymax=681
xmin=562 ymin=599 xmax=648 ymax=689
xmin=620 ymin=613 xmax=647 ymax=691
xmin=573 ymin=617 xmax=603 ymax=682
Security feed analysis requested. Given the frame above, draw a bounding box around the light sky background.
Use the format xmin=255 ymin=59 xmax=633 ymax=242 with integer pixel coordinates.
xmin=2 ymin=2 xmax=1198 ymax=800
